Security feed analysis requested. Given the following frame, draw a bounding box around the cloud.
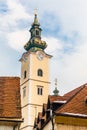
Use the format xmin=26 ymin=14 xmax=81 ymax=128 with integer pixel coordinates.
xmin=0 ymin=0 xmax=32 ymax=32
xmin=7 ymin=31 xmax=64 ymax=53
xmin=0 ymin=0 xmax=32 ymax=51
xmin=6 ymin=0 xmax=31 ymax=20
xmin=44 ymin=37 xmax=63 ymax=53
xmin=27 ymin=0 xmax=87 ymax=41
xmin=7 ymin=30 xmax=29 ymax=52
xmin=50 ymin=41 xmax=87 ymax=95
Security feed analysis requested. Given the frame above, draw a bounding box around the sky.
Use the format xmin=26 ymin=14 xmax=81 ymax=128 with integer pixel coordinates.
xmin=0 ymin=0 xmax=87 ymax=95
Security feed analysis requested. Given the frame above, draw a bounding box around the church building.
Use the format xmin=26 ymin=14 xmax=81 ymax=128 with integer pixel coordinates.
xmin=0 ymin=8 xmax=87 ymax=130
xmin=19 ymin=12 xmax=87 ymax=130
xmin=19 ymin=13 xmax=52 ymax=130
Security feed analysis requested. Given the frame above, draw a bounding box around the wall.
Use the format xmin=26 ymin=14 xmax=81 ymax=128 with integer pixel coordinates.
xmin=56 ymin=124 xmax=87 ymax=130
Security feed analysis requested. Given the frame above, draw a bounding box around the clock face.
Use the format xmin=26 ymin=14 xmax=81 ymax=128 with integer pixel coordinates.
xmin=37 ymin=51 xmax=44 ymax=60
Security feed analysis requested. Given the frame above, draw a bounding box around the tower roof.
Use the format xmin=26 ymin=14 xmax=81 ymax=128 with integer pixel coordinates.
xmin=53 ymin=78 xmax=59 ymax=96
xmin=24 ymin=13 xmax=47 ymax=52
xmin=32 ymin=13 xmax=40 ymax=26
xmin=53 ymin=87 xmax=59 ymax=96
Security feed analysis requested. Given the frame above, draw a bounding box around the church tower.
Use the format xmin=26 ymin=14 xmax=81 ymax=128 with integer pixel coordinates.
xmin=20 ymin=13 xmax=52 ymax=130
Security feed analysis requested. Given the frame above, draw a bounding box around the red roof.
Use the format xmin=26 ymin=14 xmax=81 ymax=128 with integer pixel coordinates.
xmin=48 ymin=95 xmax=67 ymax=103
xmin=0 ymin=77 xmax=21 ymax=119
xmin=63 ymin=85 xmax=84 ymax=100
xmin=56 ymin=83 xmax=87 ymax=116
xmin=34 ymin=83 xmax=87 ymax=129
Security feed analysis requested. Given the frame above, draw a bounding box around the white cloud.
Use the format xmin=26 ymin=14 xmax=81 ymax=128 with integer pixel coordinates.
xmin=56 ymin=0 xmax=87 ymax=40
xmin=44 ymin=37 xmax=63 ymax=53
xmin=6 ymin=0 xmax=31 ymax=20
xmin=7 ymin=33 xmax=64 ymax=53
xmin=31 ymin=0 xmax=87 ymax=41
xmin=0 ymin=0 xmax=32 ymax=51
xmin=7 ymin=30 xmax=29 ymax=52
xmin=0 ymin=0 xmax=32 ymax=31
xmin=50 ymin=41 xmax=87 ymax=95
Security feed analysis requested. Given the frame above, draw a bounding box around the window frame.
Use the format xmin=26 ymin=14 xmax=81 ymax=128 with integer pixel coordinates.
xmin=37 ymin=86 xmax=43 ymax=95
xmin=37 ymin=69 xmax=43 ymax=77
xmin=24 ymin=70 xmax=27 ymax=79
xmin=36 ymin=30 xmax=39 ymax=36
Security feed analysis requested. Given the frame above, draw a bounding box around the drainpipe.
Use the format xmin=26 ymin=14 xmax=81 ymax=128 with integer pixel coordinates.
xmin=13 ymin=124 xmax=18 ymax=130
xmin=50 ymin=104 xmax=54 ymax=130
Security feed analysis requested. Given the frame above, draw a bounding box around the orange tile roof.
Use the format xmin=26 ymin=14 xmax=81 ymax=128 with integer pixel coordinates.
xmin=48 ymin=95 xmax=67 ymax=103
xmin=56 ymin=83 xmax=87 ymax=116
xmin=0 ymin=77 xmax=21 ymax=119
xmin=63 ymin=85 xmax=84 ymax=100
xmin=35 ymin=84 xmax=87 ymax=129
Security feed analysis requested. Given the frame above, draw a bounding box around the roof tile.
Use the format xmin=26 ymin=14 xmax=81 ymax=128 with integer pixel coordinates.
xmin=0 ymin=77 xmax=21 ymax=119
xmin=56 ymin=84 xmax=87 ymax=116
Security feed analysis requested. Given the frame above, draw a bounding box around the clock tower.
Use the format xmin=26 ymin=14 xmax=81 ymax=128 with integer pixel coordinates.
xmin=20 ymin=13 xmax=52 ymax=130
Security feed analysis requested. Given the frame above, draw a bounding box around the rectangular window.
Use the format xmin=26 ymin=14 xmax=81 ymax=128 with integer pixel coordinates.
xmin=23 ymin=86 xmax=26 ymax=98
xmin=24 ymin=70 xmax=27 ymax=79
xmin=37 ymin=86 xmax=43 ymax=95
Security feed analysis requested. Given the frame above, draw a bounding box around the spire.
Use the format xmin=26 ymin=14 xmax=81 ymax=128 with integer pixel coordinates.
xmin=32 ymin=10 xmax=40 ymax=26
xmin=53 ymin=78 xmax=59 ymax=96
xmin=24 ymin=12 xmax=47 ymax=52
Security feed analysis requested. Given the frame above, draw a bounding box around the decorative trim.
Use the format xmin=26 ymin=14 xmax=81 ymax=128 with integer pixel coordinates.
xmin=20 ymin=78 xmax=51 ymax=86
xmin=19 ymin=124 xmax=33 ymax=130
xmin=22 ymin=103 xmax=43 ymax=109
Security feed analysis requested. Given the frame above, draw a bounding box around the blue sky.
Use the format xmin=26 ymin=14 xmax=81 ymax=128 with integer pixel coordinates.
xmin=0 ymin=0 xmax=87 ymax=95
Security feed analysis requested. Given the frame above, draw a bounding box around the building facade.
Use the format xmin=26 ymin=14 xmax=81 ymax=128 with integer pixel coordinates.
xmin=20 ymin=13 xmax=52 ymax=130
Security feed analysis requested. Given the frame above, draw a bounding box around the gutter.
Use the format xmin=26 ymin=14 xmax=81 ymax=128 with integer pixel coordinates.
xmin=55 ymin=113 xmax=87 ymax=119
xmin=0 ymin=118 xmax=23 ymax=122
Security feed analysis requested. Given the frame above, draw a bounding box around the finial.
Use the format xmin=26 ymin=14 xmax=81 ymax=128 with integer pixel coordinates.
xmin=53 ymin=78 xmax=59 ymax=96
xmin=34 ymin=9 xmax=38 ymax=16
xmin=33 ymin=9 xmax=40 ymax=26
xmin=55 ymin=78 xmax=57 ymax=87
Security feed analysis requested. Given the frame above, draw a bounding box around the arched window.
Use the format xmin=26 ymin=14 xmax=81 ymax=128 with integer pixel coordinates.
xmin=36 ymin=30 xmax=39 ymax=36
xmin=24 ymin=70 xmax=27 ymax=79
xmin=37 ymin=69 xmax=43 ymax=77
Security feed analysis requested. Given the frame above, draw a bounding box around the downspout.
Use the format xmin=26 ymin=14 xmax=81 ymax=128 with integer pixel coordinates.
xmin=13 ymin=124 xmax=18 ymax=130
